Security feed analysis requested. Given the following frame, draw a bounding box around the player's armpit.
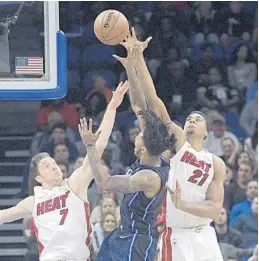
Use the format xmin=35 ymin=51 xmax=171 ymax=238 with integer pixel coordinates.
xmin=103 ymin=170 xmax=161 ymax=196
xmin=0 ymin=196 xmax=33 ymax=224
xmin=180 ymin=156 xmax=226 ymax=220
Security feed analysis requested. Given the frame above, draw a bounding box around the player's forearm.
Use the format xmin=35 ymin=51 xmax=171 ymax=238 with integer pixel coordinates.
xmin=0 ymin=207 xmax=29 ymax=224
xmin=86 ymin=145 xmax=109 ymax=189
xmin=95 ymin=104 xmax=117 ymax=160
xmin=134 ymin=54 xmax=158 ymax=107
xmin=179 ymin=200 xmax=222 ymax=220
xmin=126 ymin=65 xmax=147 ymax=111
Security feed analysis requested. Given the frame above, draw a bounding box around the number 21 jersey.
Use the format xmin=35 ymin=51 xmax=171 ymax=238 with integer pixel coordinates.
xmin=166 ymin=142 xmax=214 ymax=228
xmin=32 ymin=180 xmax=91 ymax=261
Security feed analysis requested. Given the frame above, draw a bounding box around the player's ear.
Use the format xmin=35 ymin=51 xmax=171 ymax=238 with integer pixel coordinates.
xmin=204 ymin=130 xmax=208 ymax=140
xmin=35 ymin=175 xmax=42 ymax=184
xmin=141 ymin=146 xmax=146 ymax=155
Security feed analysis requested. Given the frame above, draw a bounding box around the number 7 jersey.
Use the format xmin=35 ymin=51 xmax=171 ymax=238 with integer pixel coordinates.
xmin=166 ymin=142 xmax=214 ymax=228
xmin=32 ymin=180 xmax=91 ymax=261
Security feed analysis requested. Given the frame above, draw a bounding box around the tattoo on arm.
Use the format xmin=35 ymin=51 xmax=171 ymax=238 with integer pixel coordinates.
xmin=126 ymin=66 xmax=147 ymax=111
xmin=105 ymin=170 xmax=160 ymax=193
xmin=87 ymin=144 xmax=160 ymax=194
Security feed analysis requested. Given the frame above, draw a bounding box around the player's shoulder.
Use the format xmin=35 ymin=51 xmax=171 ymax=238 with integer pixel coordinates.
xmin=212 ymin=155 xmax=226 ymax=180
xmin=212 ymin=154 xmax=226 ymax=168
xmin=17 ymin=196 xmax=35 ymax=212
xmin=134 ymin=169 xmax=161 ymax=182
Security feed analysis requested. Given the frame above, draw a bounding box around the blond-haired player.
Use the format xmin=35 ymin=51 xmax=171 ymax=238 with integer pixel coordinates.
xmin=0 ymin=81 xmax=128 ymax=261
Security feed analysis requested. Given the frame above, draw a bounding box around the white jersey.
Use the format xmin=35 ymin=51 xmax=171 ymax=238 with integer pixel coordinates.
xmin=166 ymin=142 xmax=214 ymax=228
xmin=32 ymin=180 xmax=91 ymax=261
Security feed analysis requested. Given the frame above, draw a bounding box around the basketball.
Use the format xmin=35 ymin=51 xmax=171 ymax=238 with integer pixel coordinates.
xmin=94 ymin=10 xmax=129 ymax=46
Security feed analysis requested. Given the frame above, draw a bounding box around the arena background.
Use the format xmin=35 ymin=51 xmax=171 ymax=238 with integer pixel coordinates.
xmin=0 ymin=1 xmax=257 ymax=261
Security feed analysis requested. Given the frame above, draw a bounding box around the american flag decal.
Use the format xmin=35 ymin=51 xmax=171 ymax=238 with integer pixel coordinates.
xmin=15 ymin=57 xmax=44 ymax=75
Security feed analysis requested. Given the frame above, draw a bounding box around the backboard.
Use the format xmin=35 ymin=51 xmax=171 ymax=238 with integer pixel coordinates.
xmin=0 ymin=1 xmax=67 ymax=100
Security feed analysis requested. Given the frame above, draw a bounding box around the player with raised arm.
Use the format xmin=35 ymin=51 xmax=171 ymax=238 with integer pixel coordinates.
xmin=79 ymin=32 xmax=176 ymax=261
xmin=113 ymin=28 xmax=226 ymax=261
xmin=0 ymin=81 xmax=128 ymax=261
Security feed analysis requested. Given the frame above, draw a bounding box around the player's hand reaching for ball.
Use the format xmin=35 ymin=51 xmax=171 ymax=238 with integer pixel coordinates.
xmin=166 ymin=181 xmax=183 ymax=209
xmin=109 ymin=81 xmax=129 ymax=109
xmin=113 ymin=27 xmax=152 ymax=68
xmin=78 ymin=118 xmax=100 ymax=146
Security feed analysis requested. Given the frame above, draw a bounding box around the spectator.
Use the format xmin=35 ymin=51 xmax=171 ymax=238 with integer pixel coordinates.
xmin=214 ymin=208 xmax=246 ymax=249
xmin=240 ymin=92 xmax=258 ymax=137
xmin=233 ymin=197 xmax=258 ymax=248
xmin=36 ymin=99 xmax=80 ymax=130
xmin=54 ymin=144 xmax=74 ymax=173
xmin=221 ymin=137 xmax=239 ymax=168
xmin=153 ymin=15 xmax=188 ymax=57
xmin=224 ymin=164 xmax=234 ymax=186
xmin=216 ymin=1 xmax=253 ymax=37
xmin=41 ymin=123 xmax=79 ymax=162
xmin=90 ymin=197 xmax=120 ymax=225
xmin=191 ymin=1 xmax=219 ymax=44
xmin=224 ymin=161 xmax=254 ymax=211
xmin=71 ymin=156 xmax=84 ymax=172
xmin=57 ymin=163 xmax=69 ymax=179
xmin=246 ymin=81 xmax=258 ymax=103
xmin=248 ymin=245 xmax=258 ymax=261
xmin=193 ymin=43 xmax=223 ymax=84
xmin=30 ymin=111 xmax=78 ymax=156
xmin=91 ymin=212 xmax=118 ymax=257
xmin=196 ymin=66 xmax=240 ymax=113
xmin=229 ymin=181 xmax=258 ymax=227
xmin=84 ymin=91 xmax=108 ymax=121
xmin=204 ymin=115 xmax=239 ymax=157
xmin=227 ymin=44 xmax=256 ymax=93
xmin=156 ymin=61 xmax=197 ymax=115
xmin=85 ymin=73 xmax=113 ymax=104
xmin=236 ymin=150 xmax=257 ymax=176
xmin=121 ymin=124 xmax=140 ymax=167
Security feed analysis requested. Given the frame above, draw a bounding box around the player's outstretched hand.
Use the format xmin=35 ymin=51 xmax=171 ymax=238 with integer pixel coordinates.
xmin=113 ymin=27 xmax=152 ymax=68
xmin=109 ymin=81 xmax=129 ymax=109
xmin=78 ymin=118 xmax=100 ymax=146
xmin=166 ymin=181 xmax=182 ymax=209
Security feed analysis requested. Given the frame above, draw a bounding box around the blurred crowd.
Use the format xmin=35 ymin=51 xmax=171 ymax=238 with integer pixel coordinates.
xmin=19 ymin=2 xmax=258 ymax=261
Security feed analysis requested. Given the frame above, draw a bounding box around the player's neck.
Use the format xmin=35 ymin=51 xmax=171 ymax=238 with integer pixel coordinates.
xmin=42 ymin=180 xmax=64 ymax=190
xmin=186 ymin=137 xmax=204 ymax=151
xmin=140 ymin=155 xmax=160 ymax=167
xmin=215 ymin=224 xmax=227 ymax=234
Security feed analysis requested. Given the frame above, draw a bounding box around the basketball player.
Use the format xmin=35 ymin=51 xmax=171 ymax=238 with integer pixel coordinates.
xmin=79 ymin=34 xmax=176 ymax=261
xmin=0 ymin=81 xmax=129 ymax=261
xmin=114 ymin=28 xmax=226 ymax=261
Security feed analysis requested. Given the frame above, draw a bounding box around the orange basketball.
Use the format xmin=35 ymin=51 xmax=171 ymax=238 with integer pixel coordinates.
xmin=94 ymin=10 xmax=129 ymax=46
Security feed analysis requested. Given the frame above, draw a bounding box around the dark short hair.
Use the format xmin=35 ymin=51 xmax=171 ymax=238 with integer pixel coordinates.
xmin=30 ymin=152 xmax=50 ymax=177
xmin=139 ymin=110 xmax=176 ymax=156
xmin=52 ymin=122 xmax=67 ymax=132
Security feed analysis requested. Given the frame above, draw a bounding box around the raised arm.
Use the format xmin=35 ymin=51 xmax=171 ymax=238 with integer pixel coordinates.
xmin=113 ymin=33 xmax=148 ymax=130
xmin=95 ymin=81 xmax=129 ymax=157
xmin=167 ymin=156 xmax=226 ymax=220
xmin=114 ymin=28 xmax=184 ymax=151
xmin=68 ymin=82 xmax=128 ymax=191
xmin=0 ymin=196 xmax=33 ymax=224
xmin=79 ymin=116 xmax=161 ymax=195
